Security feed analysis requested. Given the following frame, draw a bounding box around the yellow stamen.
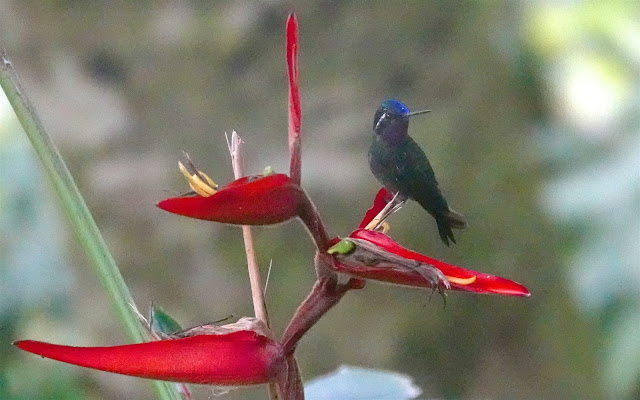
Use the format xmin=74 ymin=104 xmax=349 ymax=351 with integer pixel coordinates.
xmin=198 ymin=171 xmax=217 ymax=188
xmin=178 ymin=161 xmax=217 ymax=197
xmin=380 ymin=221 xmax=390 ymax=234
xmin=363 ymin=219 xmax=377 ymax=230
xmin=364 ymin=193 xmax=401 ymax=232
xmin=365 ymin=215 xmax=390 ymax=232
xmin=445 ymin=275 xmax=477 ymax=286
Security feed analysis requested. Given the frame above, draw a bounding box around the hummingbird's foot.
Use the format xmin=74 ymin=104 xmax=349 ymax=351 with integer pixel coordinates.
xmin=389 ymin=195 xmax=406 ymax=215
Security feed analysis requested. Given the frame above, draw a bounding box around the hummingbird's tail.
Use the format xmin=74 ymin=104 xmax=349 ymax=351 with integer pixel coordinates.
xmin=435 ymin=208 xmax=468 ymax=247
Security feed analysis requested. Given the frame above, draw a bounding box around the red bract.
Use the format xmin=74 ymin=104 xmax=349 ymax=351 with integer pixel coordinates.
xmin=287 ymin=13 xmax=301 ymax=185
xmin=157 ymin=174 xmax=308 ymax=225
xmin=331 ymin=228 xmax=530 ymax=296
xmin=358 ymin=188 xmax=393 ymax=229
xmin=15 ymin=320 xmax=284 ymax=386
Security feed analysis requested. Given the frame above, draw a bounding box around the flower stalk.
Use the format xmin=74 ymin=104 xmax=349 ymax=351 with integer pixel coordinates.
xmin=228 ymin=132 xmax=279 ymax=399
xmin=227 ymin=131 xmax=270 ymax=327
xmin=281 ymin=276 xmax=351 ymax=356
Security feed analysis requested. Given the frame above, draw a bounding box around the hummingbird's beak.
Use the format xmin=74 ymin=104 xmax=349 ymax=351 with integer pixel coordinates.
xmin=408 ymin=109 xmax=431 ymax=117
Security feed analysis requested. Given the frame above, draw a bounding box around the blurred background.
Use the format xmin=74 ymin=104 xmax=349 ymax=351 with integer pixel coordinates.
xmin=1 ymin=1 xmax=638 ymax=399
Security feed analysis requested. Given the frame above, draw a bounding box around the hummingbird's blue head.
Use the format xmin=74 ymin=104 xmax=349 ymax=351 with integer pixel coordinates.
xmin=373 ymin=99 xmax=412 ymax=143
xmin=380 ymin=99 xmax=410 ymax=116
xmin=373 ymin=99 xmax=430 ymax=143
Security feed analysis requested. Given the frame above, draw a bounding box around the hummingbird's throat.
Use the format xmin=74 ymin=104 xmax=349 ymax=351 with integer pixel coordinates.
xmin=377 ymin=120 xmax=409 ymax=146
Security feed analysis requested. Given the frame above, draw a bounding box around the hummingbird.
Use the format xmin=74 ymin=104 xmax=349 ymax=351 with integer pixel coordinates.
xmin=368 ymin=99 xmax=467 ymax=246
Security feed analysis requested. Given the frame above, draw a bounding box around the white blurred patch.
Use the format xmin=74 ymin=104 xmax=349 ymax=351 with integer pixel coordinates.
xmin=305 ymin=365 xmax=422 ymax=400
xmin=550 ymin=53 xmax=631 ymax=138
xmin=31 ymin=54 xmax=131 ymax=148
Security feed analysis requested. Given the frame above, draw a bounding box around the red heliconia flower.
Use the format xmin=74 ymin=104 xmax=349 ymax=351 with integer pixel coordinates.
xmin=325 ymin=188 xmax=530 ymax=297
xmin=14 ymin=318 xmax=285 ymax=386
xmin=158 ymin=173 xmax=310 ymax=226
xmin=337 ymin=229 xmax=530 ymax=296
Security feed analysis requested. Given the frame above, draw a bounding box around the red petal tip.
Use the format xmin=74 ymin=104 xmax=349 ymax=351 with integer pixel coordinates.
xmin=15 ymin=331 xmax=283 ymax=385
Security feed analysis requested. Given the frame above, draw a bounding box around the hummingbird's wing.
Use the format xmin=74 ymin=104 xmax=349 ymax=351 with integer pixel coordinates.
xmin=394 ymin=137 xmax=465 ymax=246
xmin=394 ymin=138 xmax=448 ymax=215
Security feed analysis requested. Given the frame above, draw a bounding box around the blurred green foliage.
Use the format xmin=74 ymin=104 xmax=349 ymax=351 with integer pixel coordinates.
xmin=0 ymin=1 xmax=637 ymax=399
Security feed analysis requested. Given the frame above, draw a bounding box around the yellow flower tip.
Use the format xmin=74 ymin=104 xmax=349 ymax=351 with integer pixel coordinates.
xmin=177 ymin=161 xmax=217 ymax=197
xmin=363 ymin=216 xmax=391 ymax=232
xmin=363 ymin=219 xmax=376 ymax=230
xmin=263 ymin=166 xmax=275 ymax=176
xmin=198 ymin=171 xmax=218 ymax=190
xmin=445 ymin=275 xmax=477 ymax=286
xmin=178 ymin=161 xmax=191 ymax=179
xmin=380 ymin=221 xmax=390 ymax=234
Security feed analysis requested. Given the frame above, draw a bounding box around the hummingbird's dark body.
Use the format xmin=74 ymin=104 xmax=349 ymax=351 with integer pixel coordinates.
xmin=368 ymin=99 xmax=467 ymax=246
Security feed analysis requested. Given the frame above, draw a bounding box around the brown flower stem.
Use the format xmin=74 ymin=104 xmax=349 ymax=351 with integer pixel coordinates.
xmin=281 ymin=274 xmax=350 ymax=356
xmin=276 ymin=355 xmax=304 ymax=400
xmin=227 ymin=132 xmax=277 ymax=400
xmin=298 ymin=194 xmax=332 ymax=252
xmin=227 ymin=131 xmax=270 ymax=327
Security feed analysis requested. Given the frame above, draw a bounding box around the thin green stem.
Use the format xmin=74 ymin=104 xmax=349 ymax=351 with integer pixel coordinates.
xmin=0 ymin=49 xmax=182 ymax=400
